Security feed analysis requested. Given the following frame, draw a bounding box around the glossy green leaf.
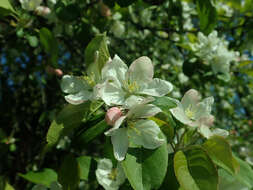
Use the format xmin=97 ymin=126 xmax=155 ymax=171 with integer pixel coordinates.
xmin=174 ymin=151 xmax=200 ymax=190
xmin=85 ymin=34 xmax=110 ymax=82
xmin=32 ymin=185 xmax=47 ymax=190
xmin=74 ymin=120 xmax=109 ymax=146
xmin=149 ymin=116 xmax=174 ymax=142
xmin=77 ymin=156 xmax=92 ymax=180
xmin=19 ymin=169 xmax=57 ymax=188
xmin=0 ymin=0 xmax=15 ymax=17
xmin=152 ymin=96 xmax=177 ymax=112
xmin=46 ymin=102 xmax=89 ymax=147
xmin=174 ymin=146 xmax=219 ymax=190
xmin=122 ymin=134 xmax=168 ymax=190
xmin=233 ymin=155 xmax=253 ymax=188
xmin=203 ymin=135 xmax=239 ymax=174
xmin=58 ymin=154 xmax=80 ymax=190
xmin=195 ymin=0 xmax=217 ymax=35
xmin=39 ymin=28 xmax=59 ymax=66
xmin=218 ymin=169 xmax=250 ymax=190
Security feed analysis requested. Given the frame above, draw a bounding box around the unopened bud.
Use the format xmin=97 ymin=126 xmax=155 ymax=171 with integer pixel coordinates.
xmin=55 ymin=69 xmax=63 ymax=77
xmin=35 ymin=6 xmax=51 ymax=16
xmin=105 ymin=107 xmax=122 ymax=126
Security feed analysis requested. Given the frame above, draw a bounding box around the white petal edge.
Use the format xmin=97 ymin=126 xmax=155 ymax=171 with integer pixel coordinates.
xmin=111 ymin=128 xmax=129 ymax=161
xmin=139 ymin=78 xmax=173 ymax=97
xmin=105 ymin=116 xmax=127 ymax=136
xmin=127 ymin=56 xmax=154 ymax=85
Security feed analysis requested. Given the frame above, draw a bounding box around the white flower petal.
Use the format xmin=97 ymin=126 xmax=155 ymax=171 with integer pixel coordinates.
xmin=20 ymin=0 xmax=43 ymax=11
xmin=139 ymin=78 xmax=173 ymax=97
xmin=124 ymin=95 xmax=147 ymax=109
xmin=111 ymin=128 xmax=129 ymax=161
xmin=102 ymin=55 xmax=128 ymax=86
xmin=128 ymin=120 xmax=165 ymax=149
xmin=127 ymin=104 xmax=161 ymax=119
xmin=64 ymin=90 xmax=92 ymax=105
xmin=127 ymin=56 xmax=154 ymax=85
xmin=195 ymin=97 xmax=214 ymax=119
xmin=170 ymin=100 xmax=192 ymax=125
xmin=96 ymin=159 xmax=114 ymax=189
xmin=100 ymin=80 xmax=126 ymax=106
xmin=194 ymin=115 xmax=214 ymax=127
xmin=181 ymin=89 xmax=201 ymax=110
xmin=61 ymin=75 xmax=90 ymax=94
xmin=198 ymin=125 xmax=213 ymax=139
xmin=105 ymin=116 xmax=127 ymax=136
xmin=212 ymin=128 xmax=229 ymax=138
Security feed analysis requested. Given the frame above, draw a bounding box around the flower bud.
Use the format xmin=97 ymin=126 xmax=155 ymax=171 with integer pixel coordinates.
xmin=105 ymin=107 xmax=122 ymax=126
xmin=55 ymin=69 xmax=63 ymax=77
xmin=35 ymin=6 xmax=51 ymax=16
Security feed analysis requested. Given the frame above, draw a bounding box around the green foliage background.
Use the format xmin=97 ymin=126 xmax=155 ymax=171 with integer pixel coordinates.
xmin=0 ymin=0 xmax=253 ymax=189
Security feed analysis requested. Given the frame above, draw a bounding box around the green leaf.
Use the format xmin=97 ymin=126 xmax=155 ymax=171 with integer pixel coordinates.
xmin=238 ymin=60 xmax=253 ymax=67
xmin=0 ymin=0 xmax=15 ymax=17
xmin=152 ymin=96 xmax=177 ymax=112
xmin=159 ymin=154 xmax=180 ymax=190
xmin=203 ymin=136 xmax=239 ymax=174
xmin=27 ymin=35 xmax=39 ymax=47
xmin=39 ymin=28 xmax=59 ymax=66
xmin=121 ymin=135 xmax=168 ymax=190
xmin=74 ymin=120 xmax=109 ymax=146
xmin=218 ymin=169 xmax=250 ymax=190
xmin=32 ymin=185 xmax=47 ymax=190
xmin=77 ymin=156 xmax=92 ymax=180
xmin=195 ymin=0 xmax=217 ymax=35
xmin=149 ymin=116 xmax=174 ymax=142
xmin=85 ymin=34 xmax=110 ymax=82
xmin=46 ymin=102 xmax=90 ymax=147
xmin=0 ymin=177 xmax=15 ymax=190
xmin=58 ymin=154 xmax=80 ymax=190
xmin=232 ymin=155 xmax=253 ymax=188
xmin=174 ymin=146 xmax=219 ymax=190
xmin=19 ymin=168 xmax=57 ymax=188
xmin=50 ymin=182 xmax=62 ymax=190
xmin=174 ymin=151 xmax=200 ymax=190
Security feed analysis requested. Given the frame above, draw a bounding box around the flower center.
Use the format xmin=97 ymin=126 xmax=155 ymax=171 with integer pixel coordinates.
xmin=123 ymin=80 xmax=139 ymax=94
xmin=108 ymin=168 xmax=117 ymax=181
xmin=185 ymin=105 xmax=196 ymax=120
xmin=83 ymin=73 xmax=96 ymax=87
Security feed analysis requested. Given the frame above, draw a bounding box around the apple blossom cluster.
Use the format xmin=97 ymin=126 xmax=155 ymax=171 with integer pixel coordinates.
xmin=61 ymin=55 xmax=229 ymax=190
xmin=190 ymin=30 xmax=239 ymax=80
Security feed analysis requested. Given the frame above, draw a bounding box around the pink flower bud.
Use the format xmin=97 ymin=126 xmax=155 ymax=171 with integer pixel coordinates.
xmin=55 ymin=69 xmax=63 ymax=77
xmin=105 ymin=107 xmax=122 ymax=126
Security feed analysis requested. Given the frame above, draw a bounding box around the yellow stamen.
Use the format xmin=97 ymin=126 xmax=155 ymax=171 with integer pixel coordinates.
xmin=185 ymin=105 xmax=196 ymax=120
xmin=108 ymin=168 xmax=117 ymax=181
